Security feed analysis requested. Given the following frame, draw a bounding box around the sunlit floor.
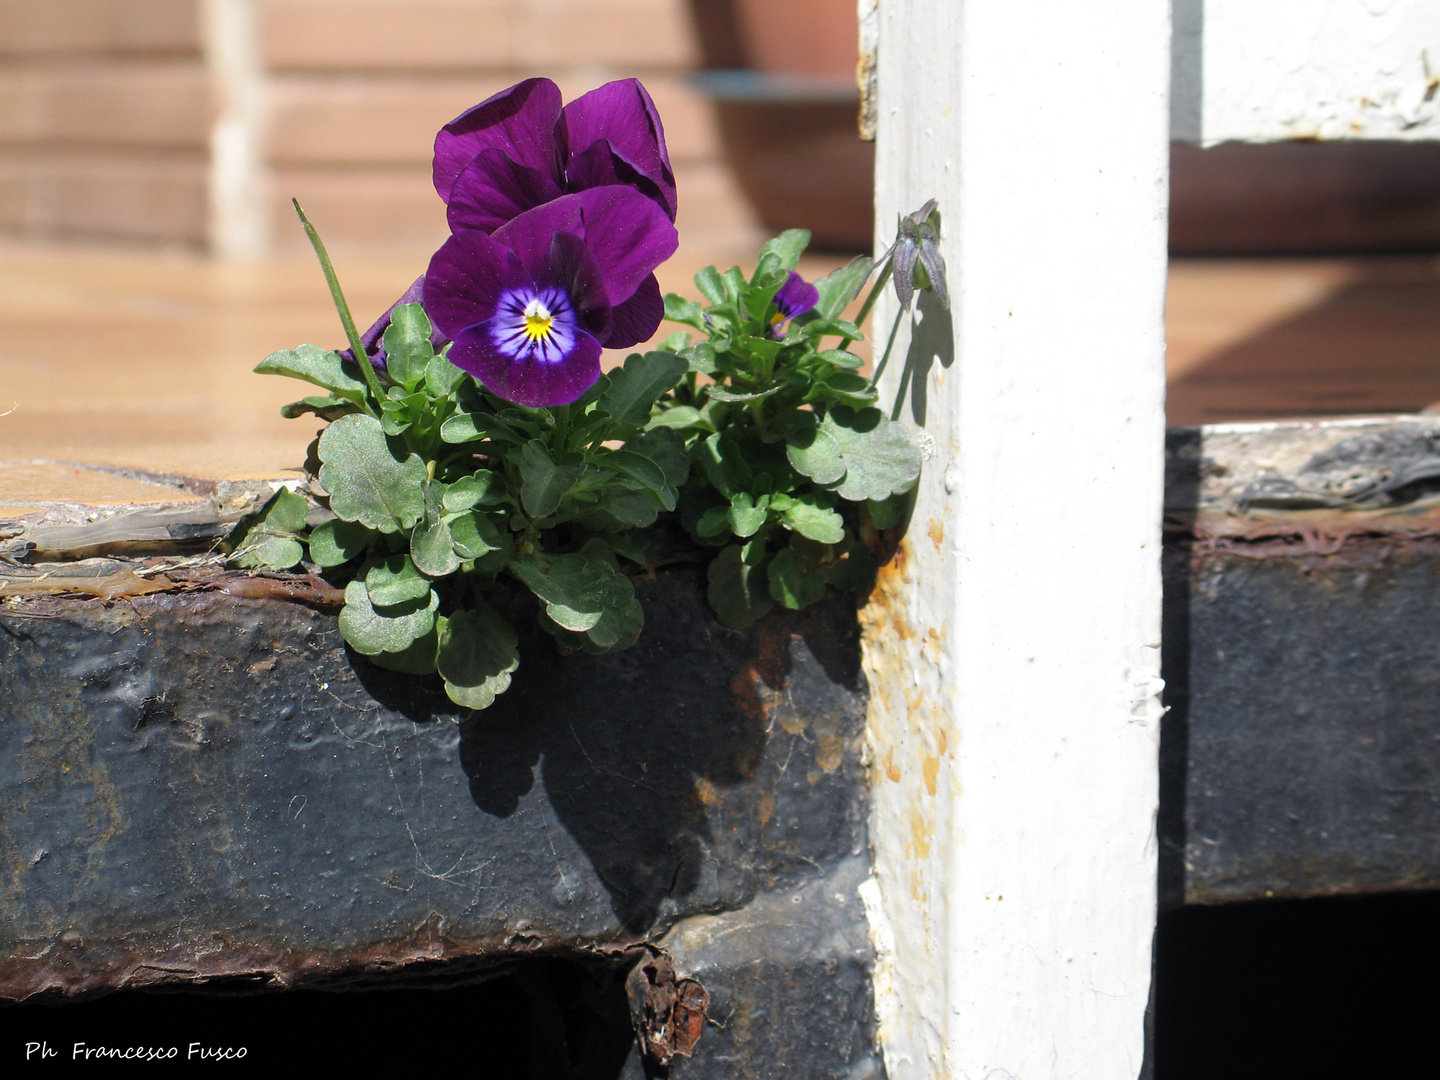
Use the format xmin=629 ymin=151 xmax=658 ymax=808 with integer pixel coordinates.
xmin=3 ymin=240 xmax=1440 ymax=513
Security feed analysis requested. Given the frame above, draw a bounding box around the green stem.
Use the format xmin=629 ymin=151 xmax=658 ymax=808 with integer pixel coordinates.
xmin=292 ymin=199 xmax=386 ymax=412
xmin=854 ymin=259 xmax=895 ymax=331
xmin=870 ymin=304 xmax=907 ymax=387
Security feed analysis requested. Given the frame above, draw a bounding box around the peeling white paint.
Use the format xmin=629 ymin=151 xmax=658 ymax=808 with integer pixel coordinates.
xmin=1174 ymin=0 xmax=1440 ymax=143
xmin=864 ymin=0 xmax=1168 ymax=1076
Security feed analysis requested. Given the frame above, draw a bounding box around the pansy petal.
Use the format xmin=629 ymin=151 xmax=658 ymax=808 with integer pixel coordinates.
xmin=447 ymin=149 xmax=564 ymax=234
xmin=449 ymin=323 xmax=603 ymax=409
xmin=603 ymin=273 xmax=662 ymax=349
xmin=774 ymin=271 xmax=819 ymax=320
xmin=543 ymin=231 xmax=613 ymax=342
xmin=566 ymin=139 xmax=672 ymax=220
xmin=563 ymin=79 xmax=676 ymax=219
xmin=434 ymin=78 xmax=564 ymax=200
xmin=423 ymin=230 xmax=530 ymax=340
xmin=495 ymin=188 xmax=675 ymax=306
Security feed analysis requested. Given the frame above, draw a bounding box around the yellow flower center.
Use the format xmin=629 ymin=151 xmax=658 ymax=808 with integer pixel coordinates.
xmin=523 ymin=297 xmax=554 ymax=341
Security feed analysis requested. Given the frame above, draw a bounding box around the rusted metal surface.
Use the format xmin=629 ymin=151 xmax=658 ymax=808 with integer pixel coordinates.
xmin=1162 ymin=420 xmax=1440 ymax=908
xmin=0 ymin=566 xmax=881 ymax=1074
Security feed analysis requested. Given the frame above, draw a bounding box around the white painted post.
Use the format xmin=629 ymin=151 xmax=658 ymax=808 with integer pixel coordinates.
xmin=203 ymin=0 xmax=270 ymax=258
xmin=1173 ymin=0 xmax=1440 ymax=144
xmin=861 ymin=1 xmax=1170 ymax=1077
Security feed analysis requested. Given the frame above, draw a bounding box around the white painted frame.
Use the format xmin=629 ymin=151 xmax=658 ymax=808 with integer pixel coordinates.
xmin=862 ymin=1 xmax=1170 ymax=1076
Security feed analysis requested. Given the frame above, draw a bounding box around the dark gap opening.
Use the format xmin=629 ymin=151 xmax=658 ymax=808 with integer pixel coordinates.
xmin=1154 ymin=890 xmax=1440 ymax=1080
xmin=0 ymin=955 xmax=647 ymax=1076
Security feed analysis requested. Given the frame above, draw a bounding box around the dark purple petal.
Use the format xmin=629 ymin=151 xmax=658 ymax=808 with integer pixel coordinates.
xmin=433 ymin=78 xmax=564 ymax=201
xmin=542 ymin=230 xmax=613 ymax=342
xmin=494 ymin=188 xmax=676 ymax=307
xmin=423 ymin=230 xmax=530 ymax=341
xmin=446 ymin=149 xmax=564 ymax=234
xmin=603 ymin=273 xmax=662 ymax=349
xmin=448 ymin=320 xmax=602 ymax=408
xmin=562 ymin=79 xmax=676 ymax=220
xmin=774 ymin=271 xmax=819 ymax=320
xmin=566 ymin=139 xmax=673 ymax=220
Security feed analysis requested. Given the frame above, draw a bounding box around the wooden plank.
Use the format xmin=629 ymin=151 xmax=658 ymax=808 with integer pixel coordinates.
xmin=0 ymin=61 xmax=210 ymax=149
xmin=864 ymin=0 xmax=1169 ymax=1075
xmin=0 ymin=0 xmax=200 ymax=57
xmin=1174 ymin=0 xmax=1440 ymax=144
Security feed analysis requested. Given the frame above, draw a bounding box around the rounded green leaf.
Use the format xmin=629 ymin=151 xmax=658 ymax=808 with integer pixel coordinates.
xmin=449 ymin=511 xmax=504 ymax=559
xmin=706 ymin=545 xmax=774 ymax=630
xmin=768 ymin=547 xmax=827 ymax=610
xmin=338 ymin=579 xmax=438 ymax=655
xmin=317 ymin=413 xmax=426 ymax=533
xmin=364 ymin=554 xmax=430 ymax=607
xmin=509 ymin=553 xmax=608 ymax=632
xmin=437 ymin=608 xmax=520 ymax=710
xmin=783 ymin=494 xmax=846 ymax=544
xmin=308 ymin=518 xmax=374 ymax=568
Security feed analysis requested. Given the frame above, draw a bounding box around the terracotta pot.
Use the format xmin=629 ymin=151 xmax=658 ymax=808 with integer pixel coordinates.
xmin=732 ymin=0 xmax=859 ymax=78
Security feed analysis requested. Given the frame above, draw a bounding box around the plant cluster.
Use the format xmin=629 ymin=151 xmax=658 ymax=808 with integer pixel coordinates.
xmin=232 ymin=77 xmax=940 ymax=711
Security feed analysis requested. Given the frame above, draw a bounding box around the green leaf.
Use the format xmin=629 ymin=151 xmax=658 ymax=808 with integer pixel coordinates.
xmin=599 ymin=351 xmax=689 ymax=427
xmin=449 ymin=511 xmax=505 ymax=559
xmin=308 ymin=518 xmax=374 ymax=567
xmin=441 ymin=406 xmax=522 ymax=445
xmin=783 ymin=493 xmax=845 ymax=543
xmin=442 ymin=471 xmax=501 ymax=511
xmin=868 ymin=492 xmax=909 ymax=530
xmin=629 ymin=426 xmax=691 ymax=492
xmin=694 ymin=265 xmax=726 ymax=304
xmin=680 ymin=342 xmax=718 ymax=374
xmin=230 ymin=488 xmax=310 ymax=570
xmin=707 ymin=384 xmax=781 ymax=404
xmin=799 ymin=317 xmax=864 ymax=342
xmin=364 ymin=554 xmax=431 ymax=606
xmin=818 ymin=370 xmax=879 ymax=406
xmin=827 ymin=537 xmax=878 ymax=593
xmin=697 ymin=431 xmax=752 ymax=498
xmin=728 ymin=492 xmax=768 ymax=538
xmin=380 ymin=303 xmax=434 ymax=390
xmin=317 ymin=413 xmax=426 ymax=533
xmin=768 ymin=547 xmax=827 ymax=609
xmin=824 ymin=407 xmax=924 ymax=502
xmin=648 ymin=405 xmax=703 ymax=430
xmin=757 ymin=229 xmax=811 ymax=273
xmin=784 ymin=411 xmax=846 ymax=485
xmin=436 ymin=608 xmax=520 ymax=710
xmin=813 ymin=256 xmax=874 ymax=320
xmin=815 ymin=348 xmax=864 ymax=369
xmin=280 ymin=395 xmax=361 ymax=421
xmin=598 ymin=448 xmax=667 ymax=493
xmin=749 ymin=250 xmax=788 ymax=292
xmin=254 ymin=343 xmax=367 ymax=404
xmin=696 ymin=505 xmax=731 ymax=539
xmin=338 ymin=579 xmax=438 ymax=655
xmin=517 ymin=440 xmax=581 ymax=519
xmin=411 ymin=513 xmax=460 ymax=578
xmin=369 ymin=623 xmax=440 ymax=674
xmin=509 ymin=553 xmax=609 ymax=632
xmin=706 ymin=545 xmax=774 ymax=629
xmin=664 ymin=293 xmax=706 ymax=328
xmin=539 ymin=563 xmax=643 ymax=654
xmin=425 ymin=353 xmax=469 ymax=397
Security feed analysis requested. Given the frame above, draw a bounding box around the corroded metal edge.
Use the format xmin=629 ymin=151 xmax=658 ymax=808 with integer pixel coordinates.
xmin=1167 ymin=415 xmax=1440 ymax=543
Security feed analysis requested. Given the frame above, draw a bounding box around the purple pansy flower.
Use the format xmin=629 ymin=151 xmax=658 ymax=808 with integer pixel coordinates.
xmin=344 ymin=78 xmax=676 ymax=373
xmin=768 ymin=271 xmax=819 ymax=336
xmin=435 ymin=77 xmax=676 ymax=233
xmin=424 ymin=187 xmax=677 ymax=407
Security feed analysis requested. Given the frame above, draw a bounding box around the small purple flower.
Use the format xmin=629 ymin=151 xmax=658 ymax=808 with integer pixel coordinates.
xmin=768 ymin=271 xmax=819 ymax=337
xmin=434 ymin=78 xmax=676 ymax=235
xmin=424 ymin=187 xmax=677 ymax=407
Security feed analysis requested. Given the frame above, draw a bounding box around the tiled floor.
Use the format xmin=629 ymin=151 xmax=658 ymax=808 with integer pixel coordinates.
xmin=3 ymin=241 xmax=1440 ymax=517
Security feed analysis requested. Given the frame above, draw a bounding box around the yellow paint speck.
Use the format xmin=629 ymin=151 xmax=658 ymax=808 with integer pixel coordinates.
xmin=921 ymin=754 xmax=940 ymax=796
